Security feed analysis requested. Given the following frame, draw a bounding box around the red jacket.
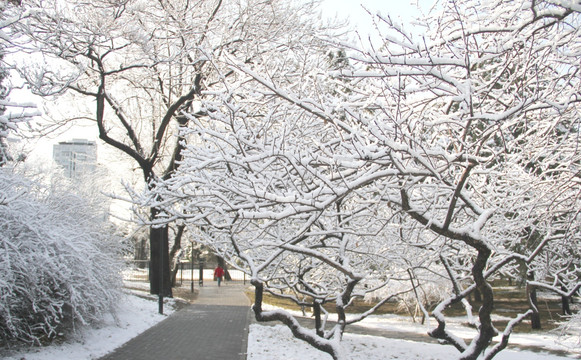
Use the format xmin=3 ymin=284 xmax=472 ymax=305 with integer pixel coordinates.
xmin=214 ymin=267 xmax=224 ymax=278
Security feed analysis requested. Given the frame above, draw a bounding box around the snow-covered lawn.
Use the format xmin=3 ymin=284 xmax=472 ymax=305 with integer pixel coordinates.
xmin=2 ymin=291 xmax=579 ymax=360
xmin=247 ymin=324 xmax=578 ymax=360
xmin=248 ymin=304 xmax=581 ymax=360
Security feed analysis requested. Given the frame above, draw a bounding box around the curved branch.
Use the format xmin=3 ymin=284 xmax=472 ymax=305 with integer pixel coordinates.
xmin=103 ymin=92 xmax=146 ymax=157
xmin=150 ymin=74 xmax=202 ymax=163
xmin=251 ymin=280 xmax=343 ymax=360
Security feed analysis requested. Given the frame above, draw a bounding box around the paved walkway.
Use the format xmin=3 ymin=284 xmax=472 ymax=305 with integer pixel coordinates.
xmin=100 ymin=282 xmax=251 ymax=360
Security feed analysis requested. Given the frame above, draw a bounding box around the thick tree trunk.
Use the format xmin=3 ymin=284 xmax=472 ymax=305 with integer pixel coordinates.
xmin=149 ymin=208 xmax=172 ymax=297
xmin=170 ymin=265 xmax=179 ymax=287
xmin=458 ymin=248 xmax=497 ymax=360
xmin=473 ymin=288 xmax=482 ymax=303
xmin=313 ymin=301 xmax=323 ymax=337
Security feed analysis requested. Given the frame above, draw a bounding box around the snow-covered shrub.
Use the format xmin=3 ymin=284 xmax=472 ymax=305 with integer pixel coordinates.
xmin=555 ymin=304 xmax=581 ymax=350
xmin=0 ymin=167 xmax=123 ymax=346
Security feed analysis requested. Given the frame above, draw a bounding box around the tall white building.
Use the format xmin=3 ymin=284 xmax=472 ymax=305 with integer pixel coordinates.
xmin=52 ymin=138 xmax=97 ymax=178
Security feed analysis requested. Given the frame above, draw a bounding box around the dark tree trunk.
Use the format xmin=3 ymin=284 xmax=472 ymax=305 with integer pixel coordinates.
xmin=313 ymin=301 xmax=323 ymax=337
xmin=528 ymin=272 xmax=541 ymax=329
xmin=466 ymin=248 xmax=497 ymax=360
xmin=170 ymin=265 xmax=179 ymax=287
xmin=149 ymin=209 xmax=172 ymax=297
xmin=562 ymin=284 xmax=572 ymax=316
xmin=529 ymin=290 xmax=541 ymax=329
xmin=473 ymin=288 xmax=482 ymax=303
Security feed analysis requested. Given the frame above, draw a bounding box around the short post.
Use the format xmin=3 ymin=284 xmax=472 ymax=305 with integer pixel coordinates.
xmin=158 ymin=235 xmax=164 ymax=315
xmin=180 ymin=262 xmax=183 ymax=285
xmin=199 ymin=259 xmax=204 ymax=287
xmin=190 ymin=246 xmax=194 ymax=293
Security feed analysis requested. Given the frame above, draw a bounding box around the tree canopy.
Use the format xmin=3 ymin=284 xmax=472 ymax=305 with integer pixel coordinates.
xmin=11 ymin=0 xmax=338 ymax=296
xmin=4 ymin=0 xmax=581 ymax=359
xmin=146 ymin=1 xmax=581 ymax=359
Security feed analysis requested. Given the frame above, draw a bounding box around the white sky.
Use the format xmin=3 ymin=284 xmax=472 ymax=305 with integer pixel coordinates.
xmin=321 ymin=0 xmax=430 ymax=37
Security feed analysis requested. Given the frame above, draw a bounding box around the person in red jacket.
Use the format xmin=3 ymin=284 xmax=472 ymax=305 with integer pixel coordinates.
xmin=214 ymin=266 xmax=225 ymax=287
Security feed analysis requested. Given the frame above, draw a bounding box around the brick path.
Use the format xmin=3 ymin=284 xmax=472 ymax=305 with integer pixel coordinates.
xmin=100 ymin=282 xmax=251 ymax=360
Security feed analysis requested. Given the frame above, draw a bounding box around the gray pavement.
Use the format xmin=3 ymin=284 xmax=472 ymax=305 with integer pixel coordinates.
xmin=100 ymin=282 xmax=251 ymax=360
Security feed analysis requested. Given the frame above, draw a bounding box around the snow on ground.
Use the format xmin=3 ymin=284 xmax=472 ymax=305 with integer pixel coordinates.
xmin=247 ymin=324 xmax=578 ymax=360
xmin=252 ymin=303 xmax=581 ymax=359
xmin=2 ymin=287 xmax=579 ymax=360
xmin=2 ymin=290 xmax=176 ymax=360
xmin=350 ymin=313 xmax=578 ymax=354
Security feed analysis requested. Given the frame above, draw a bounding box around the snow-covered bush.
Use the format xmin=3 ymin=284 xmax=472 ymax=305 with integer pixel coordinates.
xmin=555 ymin=303 xmax=581 ymax=350
xmin=0 ymin=166 xmax=123 ymax=346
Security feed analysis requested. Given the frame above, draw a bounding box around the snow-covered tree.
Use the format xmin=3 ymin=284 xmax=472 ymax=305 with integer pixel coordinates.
xmin=151 ymin=0 xmax=580 ymax=359
xmin=146 ymin=24 xmax=426 ymax=360
xmin=9 ymin=0 xmax=338 ymax=297
xmin=0 ymin=0 xmax=37 ymax=166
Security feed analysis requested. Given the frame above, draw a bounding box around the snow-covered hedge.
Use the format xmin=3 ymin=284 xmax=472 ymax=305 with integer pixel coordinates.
xmin=0 ymin=167 xmax=123 ymax=345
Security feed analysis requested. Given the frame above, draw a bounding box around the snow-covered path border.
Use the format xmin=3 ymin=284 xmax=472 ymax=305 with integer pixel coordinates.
xmin=2 ymin=291 xmax=176 ymax=360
